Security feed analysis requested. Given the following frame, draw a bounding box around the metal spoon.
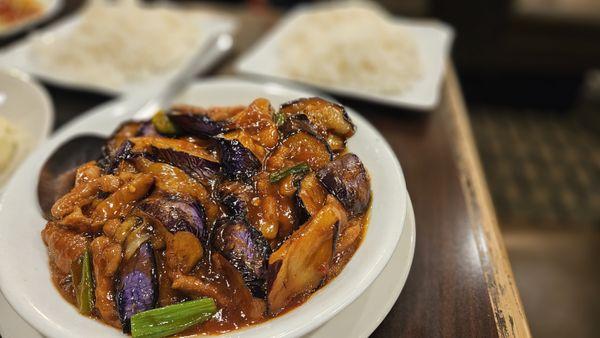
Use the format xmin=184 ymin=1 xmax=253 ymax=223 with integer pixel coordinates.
xmin=37 ymin=33 xmax=234 ymax=218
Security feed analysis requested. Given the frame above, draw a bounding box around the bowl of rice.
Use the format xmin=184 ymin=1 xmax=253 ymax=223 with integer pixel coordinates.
xmin=0 ymin=68 xmax=53 ymax=189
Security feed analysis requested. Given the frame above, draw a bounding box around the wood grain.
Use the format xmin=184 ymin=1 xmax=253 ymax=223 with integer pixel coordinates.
xmin=445 ymin=67 xmax=531 ymax=338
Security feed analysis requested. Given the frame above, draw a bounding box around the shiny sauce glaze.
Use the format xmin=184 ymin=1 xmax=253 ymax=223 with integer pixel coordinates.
xmin=42 ymin=97 xmax=371 ymax=336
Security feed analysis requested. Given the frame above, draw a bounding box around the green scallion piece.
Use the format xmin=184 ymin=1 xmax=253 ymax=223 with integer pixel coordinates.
xmin=151 ymin=111 xmax=178 ymax=134
xmin=130 ymin=298 xmax=217 ymax=338
xmin=273 ymin=112 xmax=286 ymax=127
xmin=71 ymin=249 xmax=94 ymax=315
xmin=269 ymin=162 xmax=309 ymax=183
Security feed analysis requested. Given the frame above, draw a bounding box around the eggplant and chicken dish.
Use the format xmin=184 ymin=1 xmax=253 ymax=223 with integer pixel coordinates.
xmin=41 ymin=97 xmax=371 ymax=337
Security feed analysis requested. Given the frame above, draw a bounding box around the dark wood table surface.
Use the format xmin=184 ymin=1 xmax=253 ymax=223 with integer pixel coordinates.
xmin=0 ymin=1 xmax=531 ymax=337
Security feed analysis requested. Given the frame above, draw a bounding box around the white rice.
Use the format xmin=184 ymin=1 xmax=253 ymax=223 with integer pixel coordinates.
xmin=0 ymin=116 xmax=27 ymax=185
xmin=279 ymin=2 xmax=422 ymax=96
xmin=31 ymin=0 xmax=205 ymax=88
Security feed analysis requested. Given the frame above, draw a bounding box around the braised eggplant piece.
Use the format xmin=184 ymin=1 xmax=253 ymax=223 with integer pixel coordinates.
xmin=278 ymin=114 xmax=319 ymax=138
xmin=167 ymin=109 xmax=227 ymax=137
xmin=217 ymin=138 xmax=261 ymax=181
xmin=212 ymin=218 xmax=272 ymax=298
xmin=116 ymin=241 xmax=158 ymax=333
xmin=217 ymin=181 xmax=254 ymax=218
xmin=139 ymin=196 xmax=207 ymax=243
xmin=230 ymin=98 xmax=279 ymax=149
xmin=102 ymin=140 xmax=134 ymax=174
xmin=138 ymin=121 xmax=159 ymax=137
xmin=129 ymin=137 xmax=221 ymax=184
xmin=104 ymin=121 xmax=145 ymax=156
xmin=149 ymin=146 xmax=220 ymax=184
xmin=293 ymin=172 xmax=328 ymax=226
xmin=267 ymin=196 xmax=347 ymax=313
xmin=316 ymin=153 xmax=371 ymax=218
xmin=266 ymin=131 xmax=333 ymax=171
xmin=279 ymin=97 xmax=355 ymax=151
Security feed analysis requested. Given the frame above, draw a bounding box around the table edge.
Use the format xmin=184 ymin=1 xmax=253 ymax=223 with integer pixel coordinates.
xmin=445 ymin=64 xmax=532 ymax=338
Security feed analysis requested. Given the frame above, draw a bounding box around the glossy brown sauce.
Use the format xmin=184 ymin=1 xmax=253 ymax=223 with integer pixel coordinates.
xmin=51 ymin=214 xmax=368 ymax=335
xmin=44 ymin=98 xmax=371 ymax=336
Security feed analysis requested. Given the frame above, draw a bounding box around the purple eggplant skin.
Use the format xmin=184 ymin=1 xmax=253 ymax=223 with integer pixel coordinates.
xmin=279 ymin=97 xmax=355 ymax=136
xmin=149 ymin=146 xmax=221 ymax=184
xmin=98 ymin=120 xmax=154 ymax=173
xmin=216 ymin=181 xmax=254 ymax=219
xmin=212 ymin=218 xmax=271 ymax=298
xmin=316 ymin=153 xmax=371 ymax=218
xmin=100 ymin=140 xmax=135 ymax=174
xmin=137 ymin=121 xmax=159 ymax=137
xmin=292 ymin=189 xmax=311 ymax=228
xmin=221 ymin=192 xmax=249 ymax=218
xmin=139 ymin=196 xmax=207 ymax=243
xmin=116 ymin=241 xmax=158 ymax=333
xmin=278 ymin=114 xmax=319 ymax=138
xmin=167 ymin=110 xmax=226 ymax=137
xmin=217 ymin=138 xmax=261 ymax=181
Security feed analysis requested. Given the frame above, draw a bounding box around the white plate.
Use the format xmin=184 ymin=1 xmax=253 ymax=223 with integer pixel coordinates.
xmin=235 ymin=2 xmax=454 ymax=111
xmin=0 ymin=77 xmax=409 ymax=337
xmin=0 ymin=189 xmax=415 ymax=338
xmin=0 ymin=6 xmax=236 ymax=95
xmin=0 ymin=68 xmax=53 ymax=189
xmin=0 ymin=0 xmax=63 ymax=38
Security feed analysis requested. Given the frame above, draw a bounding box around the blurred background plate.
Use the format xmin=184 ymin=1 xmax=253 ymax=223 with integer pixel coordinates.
xmin=236 ymin=2 xmax=453 ymax=111
xmin=0 ymin=5 xmax=236 ymax=95
xmin=0 ymin=68 xmax=53 ymax=190
xmin=0 ymin=0 xmax=63 ymax=38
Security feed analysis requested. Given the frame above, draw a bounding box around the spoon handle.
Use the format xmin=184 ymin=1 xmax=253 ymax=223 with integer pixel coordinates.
xmin=128 ymin=32 xmax=234 ymax=120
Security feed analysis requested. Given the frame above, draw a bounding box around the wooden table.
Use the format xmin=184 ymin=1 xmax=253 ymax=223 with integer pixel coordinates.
xmin=0 ymin=1 xmax=531 ymax=337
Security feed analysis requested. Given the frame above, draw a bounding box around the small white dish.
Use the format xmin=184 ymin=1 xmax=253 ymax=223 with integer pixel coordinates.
xmin=0 ymin=0 xmax=63 ymax=38
xmin=0 ymin=67 xmax=53 ymax=189
xmin=0 ymin=77 xmax=408 ymax=337
xmin=0 ymin=7 xmax=236 ymax=95
xmin=235 ymin=2 xmax=454 ymax=111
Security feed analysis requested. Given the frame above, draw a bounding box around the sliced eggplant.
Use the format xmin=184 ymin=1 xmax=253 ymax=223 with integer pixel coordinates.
xmin=116 ymin=241 xmax=158 ymax=333
xmin=217 ymin=138 xmax=261 ymax=181
xmin=316 ymin=153 xmax=371 ymax=218
xmin=104 ymin=121 xmax=145 ymax=156
xmin=102 ymin=140 xmax=134 ymax=174
xmin=278 ymin=114 xmax=319 ymax=138
xmin=139 ymin=196 xmax=207 ymax=243
xmin=149 ymin=146 xmax=220 ymax=184
xmin=293 ymin=172 xmax=327 ymax=226
xmin=230 ymin=98 xmax=279 ymax=149
xmin=137 ymin=121 xmax=159 ymax=137
xmin=167 ymin=109 xmax=226 ymax=137
xmin=128 ymin=137 xmax=221 ymax=185
xmin=266 ymin=131 xmax=333 ymax=171
xmin=279 ymin=97 xmax=355 ymax=151
xmin=217 ymin=181 xmax=254 ymax=219
xmin=212 ymin=218 xmax=271 ymax=298
xmin=267 ymin=196 xmax=346 ymax=314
